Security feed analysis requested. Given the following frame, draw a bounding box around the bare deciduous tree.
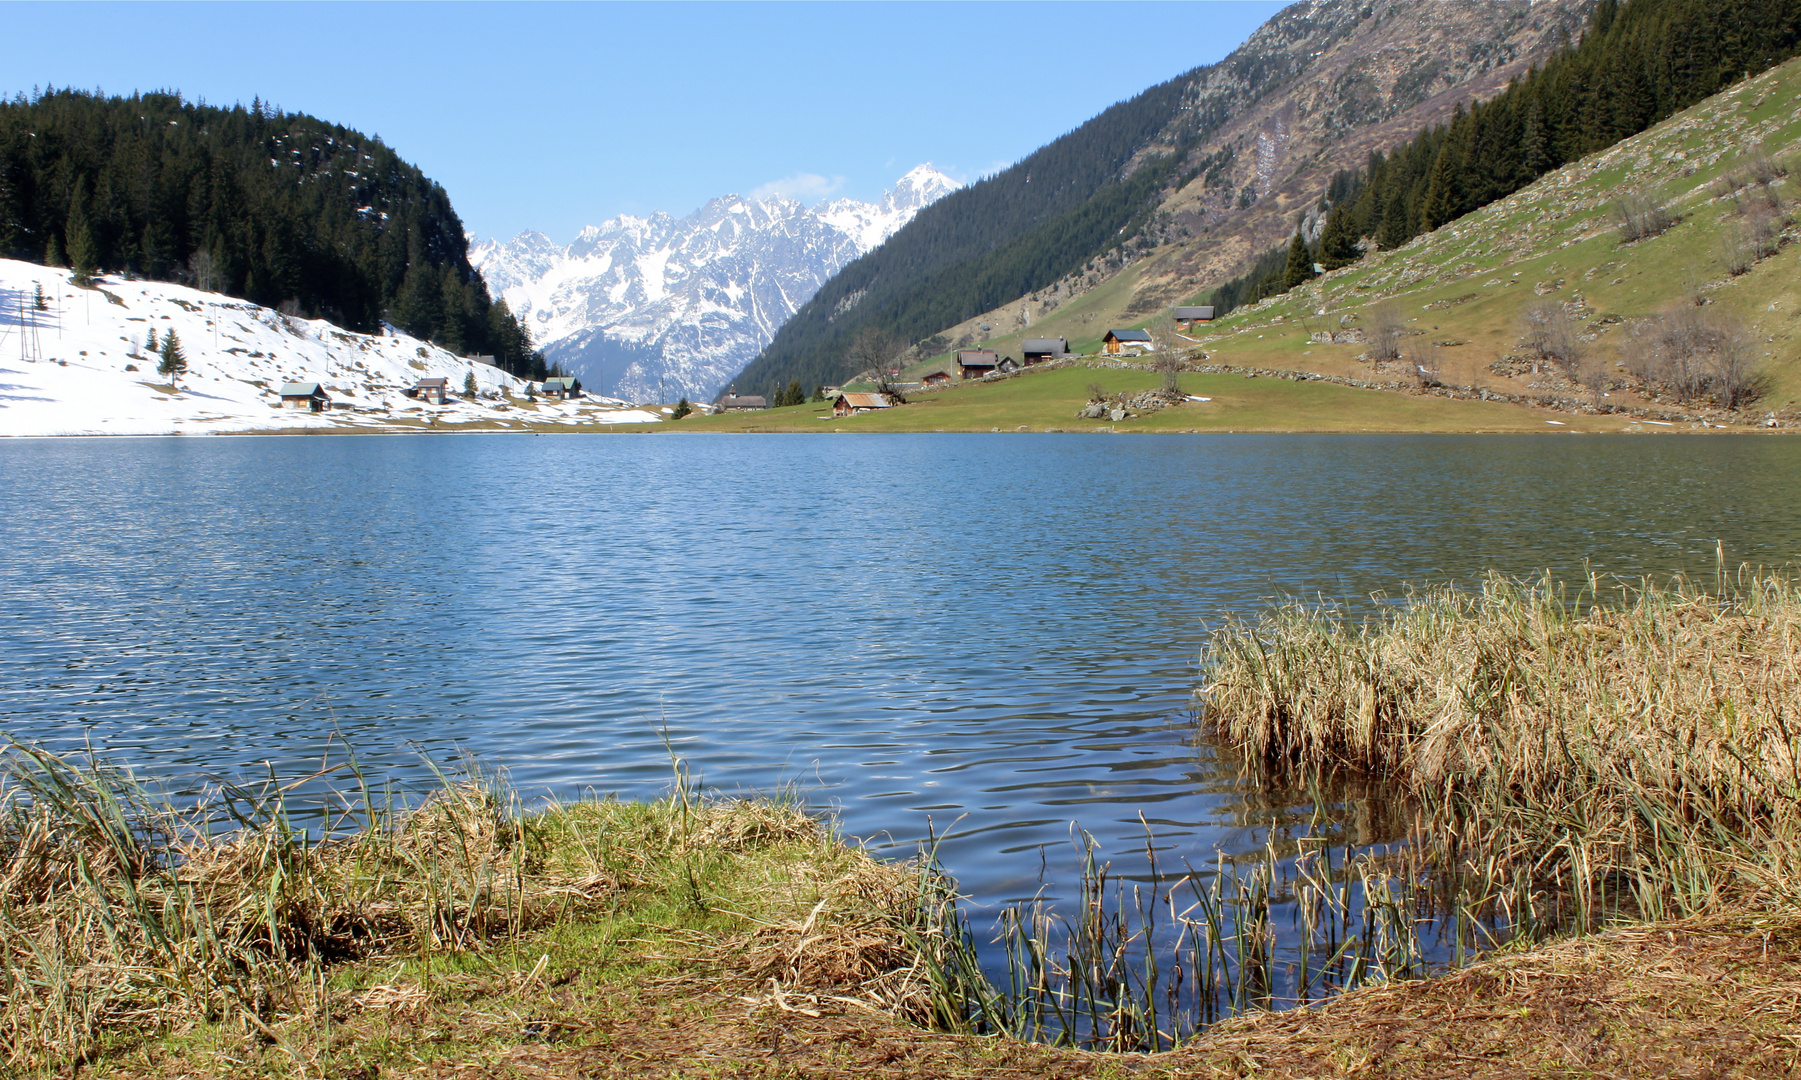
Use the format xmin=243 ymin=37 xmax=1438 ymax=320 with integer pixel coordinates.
xmin=1403 ymin=339 xmax=1440 ymax=388
xmin=188 ymin=248 xmax=220 ymax=293
xmin=844 ymin=326 xmax=908 ymax=401
xmin=1367 ymin=301 xmax=1403 ymax=363
xmin=1614 ymin=188 xmax=1676 ymax=243
xmin=1518 ymin=301 xmax=1584 ymax=378
xmin=1624 ymin=304 xmax=1765 ymax=410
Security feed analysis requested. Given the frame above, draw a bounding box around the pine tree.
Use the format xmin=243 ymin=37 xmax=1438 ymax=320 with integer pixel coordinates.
xmin=672 ymin=397 xmax=693 ymax=419
xmin=463 ymin=369 xmax=478 ymax=398
xmin=157 ymin=329 xmax=187 ymax=388
xmin=811 ymin=384 xmax=826 ymax=403
xmin=1521 ymin=97 xmax=1552 ymax=180
xmin=33 ymin=284 xmax=45 ymax=311
xmin=144 ymin=327 xmax=158 ymax=354
xmin=45 ymin=234 xmax=63 ymax=269
xmin=1281 ymin=231 xmax=1316 ymax=290
xmin=1318 ymin=203 xmax=1360 ymax=269
xmin=1379 ymin=189 xmax=1411 ymax=251
xmin=67 ymin=178 xmax=99 ymax=284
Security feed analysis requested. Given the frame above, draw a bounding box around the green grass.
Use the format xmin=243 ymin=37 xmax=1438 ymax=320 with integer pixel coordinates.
xmin=1188 ymin=56 xmax=1801 ymax=415
xmin=649 ymin=366 xmax=1635 ymax=434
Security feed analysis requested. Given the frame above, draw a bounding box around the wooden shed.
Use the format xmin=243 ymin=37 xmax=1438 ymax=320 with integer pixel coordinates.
xmin=279 ymin=381 xmax=331 ymax=412
xmin=410 ymin=377 xmax=449 ymax=404
xmin=1022 ymin=338 xmax=1068 ymax=365
xmin=1172 ymin=306 xmax=1215 ymax=327
xmin=831 ymin=392 xmax=894 ymax=417
xmin=1102 ymin=329 xmax=1154 ymax=355
xmin=919 ymin=367 xmax=955 ymax=387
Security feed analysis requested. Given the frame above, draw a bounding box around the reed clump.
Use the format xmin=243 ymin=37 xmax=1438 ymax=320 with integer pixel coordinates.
xmin=1198 ymin=568 xmax=1801 ymax=923
xmin=0 ymin=743 xmax=927 ymax=1072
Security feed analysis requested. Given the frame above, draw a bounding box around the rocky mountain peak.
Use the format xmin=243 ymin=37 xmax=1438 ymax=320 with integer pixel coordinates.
xmin=470 ymin=166 xmax=959 ymax=403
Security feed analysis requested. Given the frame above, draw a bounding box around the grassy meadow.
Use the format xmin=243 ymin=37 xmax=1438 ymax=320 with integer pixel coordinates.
xmin=644 ymin=366 xmax=1638 ymax=435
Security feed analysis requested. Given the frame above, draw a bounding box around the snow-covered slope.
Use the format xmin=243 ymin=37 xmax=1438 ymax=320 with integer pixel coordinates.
xmin=472 ymin=165 xmax=959 ymax=402
xmin=0 ymin=260 xmax=658 ymax=436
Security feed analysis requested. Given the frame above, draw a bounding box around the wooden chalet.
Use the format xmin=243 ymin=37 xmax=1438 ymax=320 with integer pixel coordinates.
xmin=720 ymin=390 xmax=768 ymax=411
xmin=919 ymin=367 xmax=955 ymax=387
xmin=1102 ymin=329 xmax=1154 ymax=355
xmin=541 ymin=376 xmax=582 ymax=400
xmin=1172 ymin=306 xmax=1215 ymax=328
xmin=1021 ymin=338 xmax=1068 ymax=365
xmin=409 ymin=377 xmax=449 ymax=404
xmin=831 ymin=392 xmax=894 ymax=417
xmin=279 ymin=381 xmax=331 ymax=412
xmin=955 ymin=348 xmax=998 ymax=378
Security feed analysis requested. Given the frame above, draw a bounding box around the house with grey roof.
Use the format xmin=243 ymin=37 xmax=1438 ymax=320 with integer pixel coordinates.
xmin=279 ymin=382 xmax=331 ymax=412
xmin=409 ymin=377 xmax=448 ymax=404
xmin=1102 ymin=329 xmax=1155 ymax=355
xmin=541 ymin=376 xmax=582 ymax=400
xmin=1022 ymin=338 xmax=1068 ymax=365
xmin=1171 ymin=306 xmax=1215 ymax=327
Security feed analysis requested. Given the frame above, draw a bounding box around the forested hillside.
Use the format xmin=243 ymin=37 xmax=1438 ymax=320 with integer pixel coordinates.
xmin=0 ymin=89 xmax=544 ymax=377
xmin=730 ymin=78 xmax=1194 ymax=396
xmin=1207 ymin=0 xmax=1801 ymax=315
xmin=733 ymin=0 xmax=1590 ymax=397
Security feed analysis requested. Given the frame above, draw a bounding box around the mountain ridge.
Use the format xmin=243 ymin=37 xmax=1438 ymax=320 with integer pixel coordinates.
xmin=472 ymin=166 xmax=958 ymax=402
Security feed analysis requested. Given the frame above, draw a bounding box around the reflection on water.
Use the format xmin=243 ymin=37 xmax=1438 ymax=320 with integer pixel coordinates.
xmin=2 ymin=433 xmax=1798 ymax=910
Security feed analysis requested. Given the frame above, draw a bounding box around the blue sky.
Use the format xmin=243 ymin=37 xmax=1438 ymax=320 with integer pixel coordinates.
xmin=6 ymin=1 xmax=1286 ymax=243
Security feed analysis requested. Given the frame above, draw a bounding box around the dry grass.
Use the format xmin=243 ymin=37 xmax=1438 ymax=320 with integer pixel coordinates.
xmin=0 ymin=745 xmax=932 ymax=1074
xmin=1198 ymin=568 xmax=1801 ymax=928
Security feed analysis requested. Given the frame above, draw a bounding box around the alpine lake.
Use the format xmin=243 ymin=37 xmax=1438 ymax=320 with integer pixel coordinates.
xmin=3 ymin=431 xmax=1799 ymax=939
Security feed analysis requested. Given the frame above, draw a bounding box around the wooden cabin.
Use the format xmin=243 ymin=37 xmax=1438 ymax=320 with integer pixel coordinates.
xmin=541 ymin=376 xmax=582 ymax=400
xmin=1172 ymin=306 xmax=1215 ymax=328
xmin=409 ymin=377 xmax=449 ymax=404
xmin=1022 ymin=338 xmax=1068 ymax=365
xmin=720 ymin=393 xmax=768 ymax=411
xmin=920 ymin=367 xmax=954 ymax=387
xmin=1102 ymin=329 xmax=1154 ymax=355
xmin=832 ymin=392 xmax=893 ymax=417
xmin=279 ymin=381 xmax=331 ymax=412
xmin=956 ymin=349 xmax=1001 ymax=379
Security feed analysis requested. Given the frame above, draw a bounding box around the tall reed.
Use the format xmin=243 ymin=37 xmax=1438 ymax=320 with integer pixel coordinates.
xmin=1198 ymin=568 xmax=1801 ymax=927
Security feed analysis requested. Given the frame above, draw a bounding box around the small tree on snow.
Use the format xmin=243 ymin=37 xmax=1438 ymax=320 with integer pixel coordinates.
xmin=33 ymin=284 xmax=46 ymax=311
xmin=464 ymin=369 xmax=479 ymax=398
xmin=144 ymin=327 xmax=158 ymax=354
xmin=157 ymin=330 xmax=187 ymax=389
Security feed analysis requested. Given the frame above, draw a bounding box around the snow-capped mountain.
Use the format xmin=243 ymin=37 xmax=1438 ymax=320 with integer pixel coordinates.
xmin=471 ymin=165 xmax=959 ymax=402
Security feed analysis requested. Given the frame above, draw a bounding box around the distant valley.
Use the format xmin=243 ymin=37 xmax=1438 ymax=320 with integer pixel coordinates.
xmin=472 ymin=166 xmax=959 ymax=403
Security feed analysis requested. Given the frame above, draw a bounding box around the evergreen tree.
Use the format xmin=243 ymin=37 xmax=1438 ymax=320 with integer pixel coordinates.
xmin=463 ymin=369 xmax=478 ymax=398
xmin=810 ymin=384 xmax=826 ymax=403
xmin=1379 ymin=189 xmax=1411 ymax=251
xmin=1281 ymin=231 xmax=1316 ymax=290
xmin=66 ymin=178 xmax=99 ymax=284
xmin=157 ymin=329 xmax=187 ymax=388
xmin=33 ymin=283 xmax=45 ymax=310
xmin=1317 ymin=203 xmax=1360 ymax=269
xmin=144 ymin=327 xmax=158 ymax=354
xmin=44 ymin=234 xmax=63 ymax=268
xmin=672 ymin=397 xmax=692 ymax=419
xmin=1521 ymin=97 xmax=1553 ymax=179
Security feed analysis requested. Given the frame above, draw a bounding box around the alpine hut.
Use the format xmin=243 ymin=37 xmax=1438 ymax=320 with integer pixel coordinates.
xmin=279 ymin=382 xmax=331 ymax=412
xmin=1102 ymin=329 xmax=1154 ymax=355
xmin=1022 ymin=338 xmax=1068 ymax=365
xmin=1172 ymin=306 xmax=1215 ymax=328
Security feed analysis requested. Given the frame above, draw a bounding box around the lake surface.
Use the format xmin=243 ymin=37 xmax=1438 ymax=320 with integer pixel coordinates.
xmin=3 ymin=432 xmax=1799 ymax=913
